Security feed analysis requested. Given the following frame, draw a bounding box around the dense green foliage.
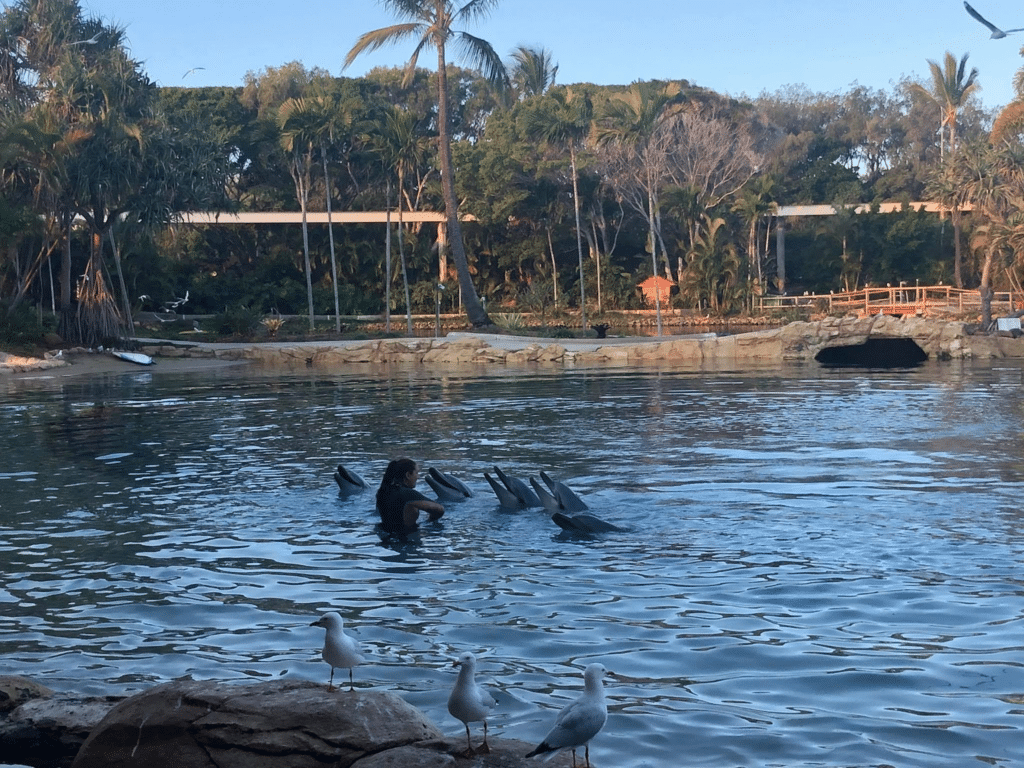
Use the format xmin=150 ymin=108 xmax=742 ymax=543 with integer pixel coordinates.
xmin=5 ymin=0 xmax=1024 ymax=345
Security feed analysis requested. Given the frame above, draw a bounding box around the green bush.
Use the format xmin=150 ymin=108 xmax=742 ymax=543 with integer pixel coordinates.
xmin=212 ymin=304 xmax=263 ymax=337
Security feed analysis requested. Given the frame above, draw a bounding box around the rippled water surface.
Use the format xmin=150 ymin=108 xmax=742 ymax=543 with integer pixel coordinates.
xmin=2 ymin=360 xmax=1023 ymax=767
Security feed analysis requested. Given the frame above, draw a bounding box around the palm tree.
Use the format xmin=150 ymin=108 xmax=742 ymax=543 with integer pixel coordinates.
xmin=345 ymin=0 xmax=508 ymax=328
xmin=280 ymin=95 xmax=352 ymax=332
xmin=365 ymin=104 xmax=432 ymax=334
xmin=594 ymin=81 xmax=683 ymax=334
xmin=278 ymin=98 xmax=319 ymax=330
xmin=522 ymin=87 xmax=593 ymax=328
xmin=681 ymin=215 xmax=741 ymax=313
xmin=509 ymin=45 xmax=557 ymax=100
xmin=911 ymin=52 xmax=980 ymax=288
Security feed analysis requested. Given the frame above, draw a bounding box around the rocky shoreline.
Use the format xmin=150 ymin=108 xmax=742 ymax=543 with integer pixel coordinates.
xmin=0 ymin=676 xmax=570 ymax=768
xmin=117 ymin=316 xmax=1024 ymax=368
xmin=5 ymin=317 xmax=1024 ymax=378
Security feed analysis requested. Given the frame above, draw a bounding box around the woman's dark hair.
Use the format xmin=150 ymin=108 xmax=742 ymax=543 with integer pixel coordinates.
xmin=376 ymin=458 xmax=416 ymax=507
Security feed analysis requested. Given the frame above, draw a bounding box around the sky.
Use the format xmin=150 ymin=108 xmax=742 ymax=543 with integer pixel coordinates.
xmin=66 ymin=0 xmax=1024 ymax=111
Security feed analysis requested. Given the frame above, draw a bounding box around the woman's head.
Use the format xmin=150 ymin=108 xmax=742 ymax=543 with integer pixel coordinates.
xmin=381 ymin=457 xmax=417 ymax=488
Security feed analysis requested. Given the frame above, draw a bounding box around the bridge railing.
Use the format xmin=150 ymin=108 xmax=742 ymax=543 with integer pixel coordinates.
xmin=758 ymin=286 xmax=1021 ymax=316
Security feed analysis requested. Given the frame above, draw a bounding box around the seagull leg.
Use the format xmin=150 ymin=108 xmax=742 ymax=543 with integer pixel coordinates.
xmin=348 ymin=667 xmax=355 ymax=692
xmin=327 ymin=667 xmax=336 ymax=692
xmin=585 ymin=743 xmax=591 ymax=767
xmin=457 ymin=723 xmax=474 ymax=758
xmin=571 ymin=748 xmax=578 ymax=767
xmin=475 ymin=720 xmax=490 ymax=754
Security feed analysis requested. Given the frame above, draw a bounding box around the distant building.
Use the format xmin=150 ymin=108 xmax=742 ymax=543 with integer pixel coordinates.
xmin=638 ymin=276 xmax=674 ymax=306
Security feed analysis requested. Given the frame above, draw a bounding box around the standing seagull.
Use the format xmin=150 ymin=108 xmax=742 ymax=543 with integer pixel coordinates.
xmin=311 ymin=612 xmax=364 ymax=692
xmin=447 ymin=652 xmax=497 ymax=756
xmin=964 ymin=1 xmax=1024 ymax=38
xmin=526 ymin=664 xmax=610 ymax=768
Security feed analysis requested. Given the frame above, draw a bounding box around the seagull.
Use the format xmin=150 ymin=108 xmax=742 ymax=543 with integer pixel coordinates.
xmin=68 ymin=32 xmax=101 ymax=46
xmin=964 ymin=1 xmax=1024 ymax=38
xmin=447 ymin=652 xmax=497 ymax=757
xmin=526 ymin=664 xmax=610 ymax=768
xmin=311 ymin=612 xmax=364 ymax=692
xmin=182 ymin=67 xmax=205 ymax=79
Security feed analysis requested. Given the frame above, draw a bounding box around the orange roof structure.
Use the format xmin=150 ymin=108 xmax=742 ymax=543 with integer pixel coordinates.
xmin=638 ymin=276 xmax=674 ymax=306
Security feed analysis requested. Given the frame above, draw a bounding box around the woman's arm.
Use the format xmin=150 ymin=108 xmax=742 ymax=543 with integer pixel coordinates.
xmin=402 ymin=499 xmax=445 ymax=528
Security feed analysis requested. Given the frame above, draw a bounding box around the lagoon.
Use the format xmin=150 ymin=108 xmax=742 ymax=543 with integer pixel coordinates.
xmin=1 ymin=360 xmax=1023 ymax=767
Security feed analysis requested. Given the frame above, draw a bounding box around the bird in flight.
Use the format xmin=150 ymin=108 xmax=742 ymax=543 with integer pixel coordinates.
xmin=964 ymin=1 xmax=1024 ymax=38
xmin=68 ymin=32 xmax=101 ymax=46
xmin=183 ymin=67 xmax=205 ymax=79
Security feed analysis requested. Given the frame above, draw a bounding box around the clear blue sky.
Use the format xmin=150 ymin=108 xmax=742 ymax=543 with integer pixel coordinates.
xmin=71 ymin=0 xmax=1024 ymax=110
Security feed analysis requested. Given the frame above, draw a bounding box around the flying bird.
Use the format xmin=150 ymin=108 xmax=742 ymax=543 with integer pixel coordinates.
xmin=68 ymin=32 xmax=101 ymax=46
xmin=526 ymin=664 xmax=610 ymax=768
xmin=447 ymin=652 xmax=497 ymax=757
xmin=964 ymin=1 xmax=1024 ymax=38
xmin=311 ymin=612 xmax=364 ymax=691
xmin=183 ymin=67 xmax=205 ymax=79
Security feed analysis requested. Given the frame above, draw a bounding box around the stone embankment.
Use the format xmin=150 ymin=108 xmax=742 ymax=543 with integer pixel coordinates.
xmin=136 ymin=316 xmax=1024 ymax=368
xmin=5 ymin=316 xmax=1024 ymax=376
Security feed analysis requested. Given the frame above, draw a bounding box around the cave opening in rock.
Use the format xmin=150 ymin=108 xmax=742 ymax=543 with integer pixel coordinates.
xmin=815 ymin=338 xmax=928 ymax=367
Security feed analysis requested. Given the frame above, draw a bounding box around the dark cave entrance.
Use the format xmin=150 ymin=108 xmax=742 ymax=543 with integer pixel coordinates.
xmin=815 ymin=338 xmax=928 ymax=367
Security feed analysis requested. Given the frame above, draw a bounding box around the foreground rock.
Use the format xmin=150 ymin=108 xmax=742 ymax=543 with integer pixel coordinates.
xmin=1 ymin=692 xmax=123 ymax=768
xmin=59 ymin=679 xmax=570 ymax=768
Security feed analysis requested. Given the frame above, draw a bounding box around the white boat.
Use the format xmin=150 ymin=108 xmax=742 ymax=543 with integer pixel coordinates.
xmin=111 ymin=350 xmax=155 ymax=366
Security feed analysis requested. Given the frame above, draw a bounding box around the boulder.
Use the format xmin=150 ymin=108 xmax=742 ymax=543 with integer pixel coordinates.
xmin=0 ymin=676 xmax=55 ymax=715
xmin=71 ymin=680 xmax=446 ymax=768
xmin=1 ymin=692 xmax=122 ymax=768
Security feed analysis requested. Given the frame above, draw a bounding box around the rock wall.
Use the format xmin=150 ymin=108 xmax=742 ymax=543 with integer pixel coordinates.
xmin=136 ymin=317 xmax=1024 ymax=369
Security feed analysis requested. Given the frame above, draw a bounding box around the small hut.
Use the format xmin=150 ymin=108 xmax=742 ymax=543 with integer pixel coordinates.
xmin=639 ymin=276 xmax=674 ymax=306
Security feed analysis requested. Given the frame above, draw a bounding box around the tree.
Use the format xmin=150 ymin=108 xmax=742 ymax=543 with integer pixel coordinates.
xmin=509 ymin=45 xmax=557 ymax=100
xmin=594 ymin=81 xmax=684 ymax=334
xmin=279 ymin=94 xmax=353 ymax=332
xmin=732 ymin=175 xmax=776 ymax=305
xmin=522 ymin=87 xmax=593 ymax=328
xmin=278 ymin=98 xmax=319 ymax=330
xmin=911 ymin=52 xmax=980 ymax=288
xmin=365 ymin=104 xmax=433 ymax=334
xmin=345 ymin=0 xmax=508 ymax=327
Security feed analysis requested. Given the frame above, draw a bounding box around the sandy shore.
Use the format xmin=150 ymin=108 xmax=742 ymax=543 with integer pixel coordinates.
xmin=1 ymin=349 xmax=253 ymax=380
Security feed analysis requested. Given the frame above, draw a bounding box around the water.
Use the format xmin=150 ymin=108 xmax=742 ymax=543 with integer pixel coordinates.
xmin=2 ymin=360 xmax=1023 ymax=767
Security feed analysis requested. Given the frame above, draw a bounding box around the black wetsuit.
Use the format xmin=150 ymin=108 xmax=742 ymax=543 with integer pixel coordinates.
xmin=376 ymin=484 xmax=428 ymax=533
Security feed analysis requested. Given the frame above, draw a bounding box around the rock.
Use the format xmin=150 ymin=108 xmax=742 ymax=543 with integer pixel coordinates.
xmin=0 ymin=692 xmax=122 ymax=768
xmin=0 ymin=676 xmax=55 ymax=715
xmin=71 ymin=680 xmax=444 ymax=768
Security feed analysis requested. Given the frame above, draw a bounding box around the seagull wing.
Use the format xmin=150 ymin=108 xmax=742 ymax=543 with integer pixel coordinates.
xmin=964 ymin=1 xmax=1004 ymax=35
xmin=545 ymin=695 xmax=606 ymax=749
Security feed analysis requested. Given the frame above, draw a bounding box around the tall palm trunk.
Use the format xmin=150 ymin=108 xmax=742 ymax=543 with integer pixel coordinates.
xmin=397 ymin=168 xmax=413 ymax=335
xmin=647 ymin=169 xmax=663 ymax=336
xmin=322 ymin=149 xmax=341 ymax=332
xmin=569 ymin=144 xmax=586 ymax=329
xmin=435 ymin=46 xmax=489 ymax=326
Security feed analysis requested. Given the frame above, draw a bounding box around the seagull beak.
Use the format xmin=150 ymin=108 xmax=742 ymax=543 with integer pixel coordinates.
xmin=311 ymin=618 xmax=323 ymax=627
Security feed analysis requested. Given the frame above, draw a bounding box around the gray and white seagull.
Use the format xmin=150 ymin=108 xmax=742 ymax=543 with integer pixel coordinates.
xmin=964 ymin=1 xmax=1024 ymax=39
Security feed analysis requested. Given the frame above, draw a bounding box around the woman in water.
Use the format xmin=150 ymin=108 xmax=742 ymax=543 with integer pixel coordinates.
xmin=376 ymin=458 xmax=445 ymax=534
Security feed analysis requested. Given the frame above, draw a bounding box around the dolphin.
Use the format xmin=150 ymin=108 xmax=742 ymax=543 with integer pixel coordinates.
xmin=539 ymin=471 xmax=589 ymax=512
xmin=494 ymin=466 xmax=541 ymax=507
xmin=530 ymin=476 xmax=562 ymax=512
xmin=484 ymin=472 xmax=523 ymax=508
xmin=426 ymin=467 xmax=473 ymax=501
xmin=551 ymin=512 xmax=626 ymax=533
xmin=334 ymin=464 xmax=368 ymax=494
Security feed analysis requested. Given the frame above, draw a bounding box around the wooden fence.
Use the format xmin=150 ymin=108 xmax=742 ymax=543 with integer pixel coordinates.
xmin=757 ymin=285 xmax=1022 ymax=317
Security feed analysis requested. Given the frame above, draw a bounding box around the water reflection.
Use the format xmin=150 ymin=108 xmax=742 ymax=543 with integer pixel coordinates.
xmin=2 ymin=361 xmax=1023 ymax=767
